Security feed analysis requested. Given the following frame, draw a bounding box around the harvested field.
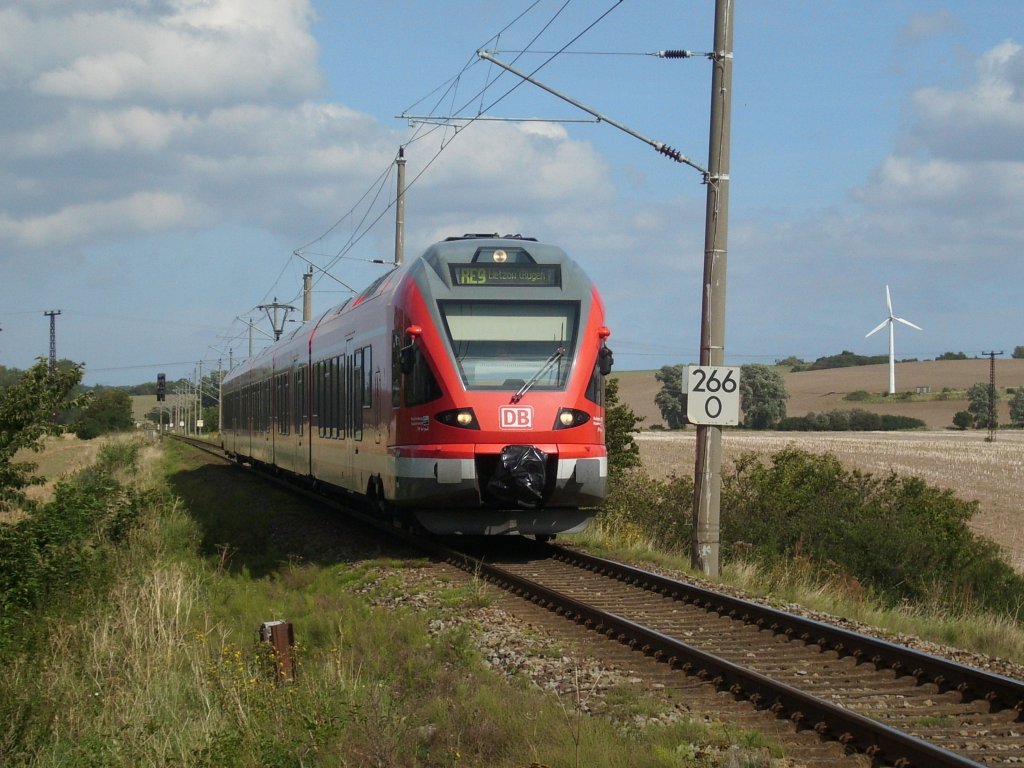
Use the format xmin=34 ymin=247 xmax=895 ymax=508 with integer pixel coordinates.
xmin=614 ymin=358 xmax=1024 ymax=430
xmin=2 ymin=434 xmax=104 ymax=523
xmin=636 ymin=429 xmax=1024 ymax=572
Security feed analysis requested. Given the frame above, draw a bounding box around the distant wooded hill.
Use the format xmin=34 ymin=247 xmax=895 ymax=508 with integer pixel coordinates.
xmin=612 ymin=358 xmax=1024 ymax=430
xmin=783 ymin=351 xmax=895 ymax=371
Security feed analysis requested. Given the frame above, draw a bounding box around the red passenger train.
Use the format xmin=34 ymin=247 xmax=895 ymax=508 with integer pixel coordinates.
xmin=219 ymin=234 xmax=613 ymax=536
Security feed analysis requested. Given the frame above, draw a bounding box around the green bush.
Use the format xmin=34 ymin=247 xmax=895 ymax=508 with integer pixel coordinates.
xmin=844 ymin=390 xmax=871 ymax=402
xmin=953 ymin=411 xmax=974 ymax=430
xmin=777 ymin=409 xmax=925 ymax=432
xmin=598 ymin=470 xmax=692 ymax=552
xmin=72 ymin=389 xmax=134 ymax=440
xmin=720 ymin=447 xmax=1024 ymax=615
xmin=0 ymin=464 xmax=149 ymax=650
xmin=598 ymin=446 xmax=1024 ymax=619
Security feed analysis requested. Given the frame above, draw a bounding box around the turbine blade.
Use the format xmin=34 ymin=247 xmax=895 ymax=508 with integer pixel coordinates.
xmin=885 ymin=285 xmax=893 ymax=315
xmin=866 ymin=319 xmax=889 ymax=338
xmin=894 ymin=316 xmax=922 ymax=331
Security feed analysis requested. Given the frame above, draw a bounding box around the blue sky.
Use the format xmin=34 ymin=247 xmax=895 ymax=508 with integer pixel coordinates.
xmin=1 ymin=1 xmax=1022 ymax=386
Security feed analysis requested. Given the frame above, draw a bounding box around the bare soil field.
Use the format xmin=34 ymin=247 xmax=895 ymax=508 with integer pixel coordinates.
xmin=636 ymin=429 xmax=1024 ymax=572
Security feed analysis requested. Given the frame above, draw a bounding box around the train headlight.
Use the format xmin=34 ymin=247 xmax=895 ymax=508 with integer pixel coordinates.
xmin=553 ymin=408 xmax=590 ymax=429
xmin=436 ymin=408 xmax=480 ymax=430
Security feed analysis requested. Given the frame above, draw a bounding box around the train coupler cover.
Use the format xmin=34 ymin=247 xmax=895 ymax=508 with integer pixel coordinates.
xmin=486 ymin=445 xmax=547 ymax=508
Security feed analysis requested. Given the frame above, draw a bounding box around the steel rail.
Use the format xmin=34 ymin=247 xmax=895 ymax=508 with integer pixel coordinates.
xmin=437 ymin=545 xmax=986 ymax=768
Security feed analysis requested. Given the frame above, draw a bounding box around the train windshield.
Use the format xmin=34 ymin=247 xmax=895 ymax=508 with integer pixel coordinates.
xmin=440 ymin=301 xmax=579 ymax=390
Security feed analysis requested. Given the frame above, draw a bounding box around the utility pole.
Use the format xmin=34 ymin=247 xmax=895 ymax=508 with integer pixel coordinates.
xmin=692 ymin=0 xmax=735 ymax=578
xmin=303 ymin=268 xmax=313 ymax=322
xmin=982 ymin=350 xmax=1003 ymax=442
xmin=44 ymin=310 xmax=62 ymax=371
xmin=473 ymin=8 xmax=733 ymax=575
xmin=394 ymin=146 xmax=406 ymax=265
xmin=197 ymin=361 xmax=203 ymax=434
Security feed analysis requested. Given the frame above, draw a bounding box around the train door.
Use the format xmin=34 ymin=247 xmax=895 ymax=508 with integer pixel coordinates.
xmin=343 ymin=337 xmax=358 ymax=487
xmin=243 ymin=382 xmax=252 ymax=459
xmin=296 ymin=362 xmax=310 ymax=477
xmin=374 ymin=367 xmax=382 ymax=445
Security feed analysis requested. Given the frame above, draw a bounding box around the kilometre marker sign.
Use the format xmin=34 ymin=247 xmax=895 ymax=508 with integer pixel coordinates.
xmin=686 ymin=366 xmax=740 ymax=426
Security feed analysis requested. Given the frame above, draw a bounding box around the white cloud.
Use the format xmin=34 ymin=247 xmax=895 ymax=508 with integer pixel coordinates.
xmin=901 ymin=10 xmax=960 ymax=43
xmin=411 ymin=121 xmax=615 ymax=212
xmin=844 ymin=39 xmax=1024 ymax=261
xmin=907 ymin=41 xmax=1024 ymax=162
xmin=3 ymin=0 xmax=321 ymax=105
xmin=0 ymin=191 xmax=203 ymax=249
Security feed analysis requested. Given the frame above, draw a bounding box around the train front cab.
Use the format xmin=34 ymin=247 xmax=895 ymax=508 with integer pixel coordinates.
xmin=388 ymin=237 xmax=611 ymax=536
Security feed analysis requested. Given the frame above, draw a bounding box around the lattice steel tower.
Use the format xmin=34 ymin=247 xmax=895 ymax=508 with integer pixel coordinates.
xmin=44 ymin=310 xmax=61 ymax=371
xmin=982 ymin=350 xmax=1003 ymax=442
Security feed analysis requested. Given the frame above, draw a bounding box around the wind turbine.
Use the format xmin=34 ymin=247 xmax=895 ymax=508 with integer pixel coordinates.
xmin=865 ymin=285 xmax=922 ymax=395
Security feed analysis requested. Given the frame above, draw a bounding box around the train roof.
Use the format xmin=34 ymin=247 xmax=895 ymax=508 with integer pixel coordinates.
xmin=222 ymin=234 xmax=594 ymax=384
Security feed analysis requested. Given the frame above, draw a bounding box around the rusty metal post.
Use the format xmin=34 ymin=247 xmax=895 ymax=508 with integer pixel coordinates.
xmin=259 ymin=620 xmax=296 ymax=683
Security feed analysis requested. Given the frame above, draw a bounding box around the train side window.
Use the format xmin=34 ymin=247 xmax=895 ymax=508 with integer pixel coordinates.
xmin=315 ymin=361 xmax=324 ymax=438
xmin=267 ymin=379 xmax=272 ymax=433
xmin=585 ymin=361 xmax=604 ymax=406
xmin=327 ymin=356 xmax=335 ymax=438
xmin=362 ymin=346 xmax=372 ymax=409
xmin=343 ymin=353 xmax=351 ymax=439
xmin=404 ymin=348 xmax=442 ymax=407
xmin=339 ymin=356 xmax=348 ymax=438
xmin=295 ymin=366 xmax=305 ymax=436
xmin=278 ymin=373 xmax=289 ymax=436
xmin=391 ymin=331 xmax=401 ymax=407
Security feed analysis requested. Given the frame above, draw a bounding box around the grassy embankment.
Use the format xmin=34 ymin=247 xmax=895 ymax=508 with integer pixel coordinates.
xmin=1 ymin=436 xmax=778 ymax=768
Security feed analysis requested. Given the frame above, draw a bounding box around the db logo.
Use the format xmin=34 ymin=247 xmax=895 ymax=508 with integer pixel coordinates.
xmin=499 ymin=406 xmax=533 ymax=429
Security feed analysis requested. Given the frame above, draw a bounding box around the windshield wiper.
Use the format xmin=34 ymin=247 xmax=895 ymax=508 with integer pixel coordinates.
xmin=511 ymin=347 xmax=564 ymax=404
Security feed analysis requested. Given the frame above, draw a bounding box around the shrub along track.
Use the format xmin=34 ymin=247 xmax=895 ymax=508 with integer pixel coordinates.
xmin=171 ymin=436 xmax=1023 ymax=767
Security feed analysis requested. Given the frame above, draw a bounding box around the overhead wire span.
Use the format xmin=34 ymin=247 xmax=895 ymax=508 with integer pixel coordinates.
xmin=238 ymin=1 xmax=625 ymax=353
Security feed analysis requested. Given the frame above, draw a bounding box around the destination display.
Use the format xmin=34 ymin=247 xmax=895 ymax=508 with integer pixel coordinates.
xmin=450 ymin=263 xmax=561 ymax=287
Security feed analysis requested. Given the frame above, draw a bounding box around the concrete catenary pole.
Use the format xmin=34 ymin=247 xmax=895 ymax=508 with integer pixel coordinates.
xmin=303 ymin=267 xmax=313 ymax=322
xmin=692 ymin=0 xmax=734 ymax=578
xmin=394 ymin=147 xmax=406 ymax=266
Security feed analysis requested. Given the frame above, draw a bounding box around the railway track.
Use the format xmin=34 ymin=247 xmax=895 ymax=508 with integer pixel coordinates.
xmin=171 ymin=435 xmax=1024 ymax=767
xmin=449 ymin=542 xmax=1024 ymax=767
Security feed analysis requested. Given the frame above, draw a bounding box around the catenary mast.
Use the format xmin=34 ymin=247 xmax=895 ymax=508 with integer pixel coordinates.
xmin=692 ymin=0 xmax=734 ymax=577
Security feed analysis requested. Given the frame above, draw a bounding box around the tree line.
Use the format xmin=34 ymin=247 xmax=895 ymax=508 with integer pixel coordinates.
xmin=0 ymin=360 xmax=133 ymax=441
xmin=651 ymin=363 xmax=1024 ymax=431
